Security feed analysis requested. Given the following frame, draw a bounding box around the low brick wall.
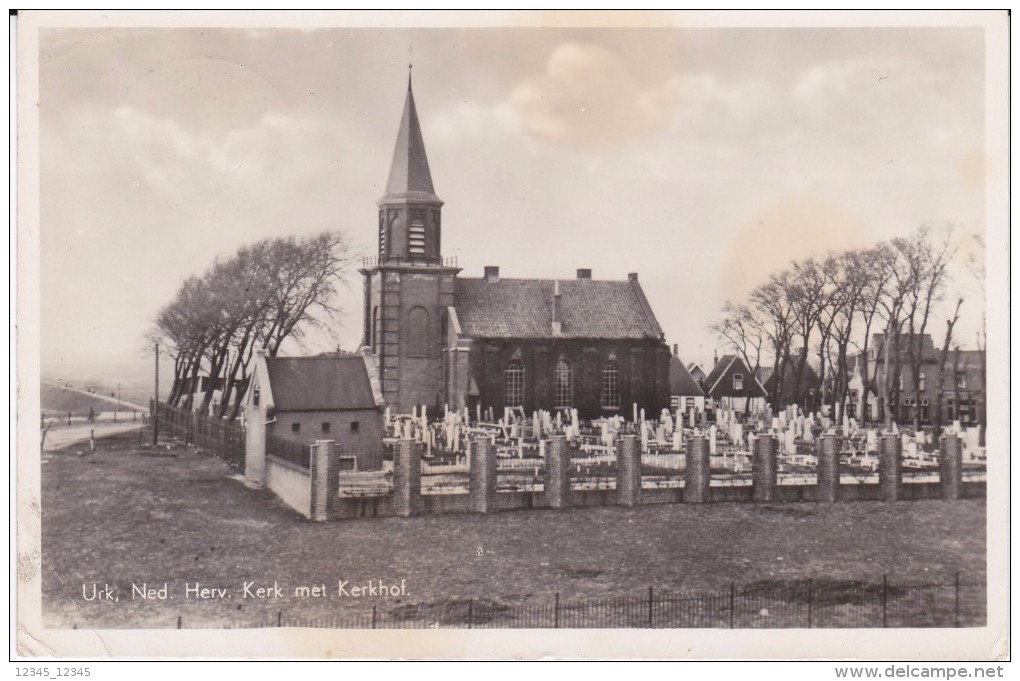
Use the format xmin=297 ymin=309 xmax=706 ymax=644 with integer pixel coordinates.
xmin=324 ymin=478 xmax=986 ymax=521
xmin=297 ymin=436 xmax=988 ymax=522
xmin=266 ymin=455 xmax=312 ymax=519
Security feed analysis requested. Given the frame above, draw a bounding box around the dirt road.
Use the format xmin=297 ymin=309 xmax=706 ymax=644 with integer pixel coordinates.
xmin=41 ymin=422 xmax=144 ymax=451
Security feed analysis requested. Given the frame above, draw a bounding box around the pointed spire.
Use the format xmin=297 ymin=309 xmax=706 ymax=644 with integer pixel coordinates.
xmin=382 ymin=75 xmax=440 ymax=204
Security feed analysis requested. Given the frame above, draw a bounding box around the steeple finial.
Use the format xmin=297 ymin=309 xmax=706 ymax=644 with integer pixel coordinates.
xmin=408 ymin=44 xmax=413 ymax=91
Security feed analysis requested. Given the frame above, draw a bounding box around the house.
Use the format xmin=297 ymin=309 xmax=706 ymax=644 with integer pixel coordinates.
xmin=702 ymin=354 xmax=768 ymax=415
xmin=758 ymin=353 xmax=822 ymax=413
xmin=944 ymin=348 xmax=985 ymax=426
xmin=359 ymin=76 xmax=670 ymax=419
xmin=668 ymin=345 xmax=706 ymax=417
xmin=688 ymin=363 xmax=707 ymax=387
xmin=847 ymin=333 xmax=984 ymax=426
xmin=243 ymin=349 xmax=386 ymax=478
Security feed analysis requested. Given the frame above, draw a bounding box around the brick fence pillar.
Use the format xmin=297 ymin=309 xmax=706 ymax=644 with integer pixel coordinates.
xmin=544 ymin=436 xmax=571 ymax=509
xmin=616 ymin=435 xmax=641 ymax=507
xmin=393 ymin=439 xmax=423 ymax=517
xmin=470 ymin=438 xmax=498 ymax=513
xmin=752 ymin=434 xmax=777 ymax=503
xmin=939 ymin=434 xmax=963 ymax=500
xmin=685 ymin=435 xmax=711 ymax=504
xmin=879 ymin=433 xmax=902 ymax=502
xmin=310 ymin=440 xmax=337 ymax=521
xmin=817 ymin=433 xmax=841 ymax=503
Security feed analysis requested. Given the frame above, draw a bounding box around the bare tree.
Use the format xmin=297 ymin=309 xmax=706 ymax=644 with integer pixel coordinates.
xmin=933 ymin=298 xmax=963 ymax=439
xmin=748 ymin=272 xmax=796 ymax=413
xmin=893 ymin=224 xmax=956 ymax=432
xmin=822 ymin=250 xmax=873 ymax=422
xmin=784 ymin=257 xmax=828 ymax=414
xmin=711 ymin=301 xmax=766 ymax=415
xmin=151 ymin=231 xmax=354 ymax=417
xmin=853 ymin=244 xmax=898 ymax=424
xmin=962 ymin=233 xmax=986 ymax=445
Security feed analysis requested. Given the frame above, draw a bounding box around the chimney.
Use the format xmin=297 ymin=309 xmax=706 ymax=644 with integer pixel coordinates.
xmin=628 ymin=272 xmax=638 ymax=281
xmin=484 ymin=266 xmax=500 ymax=283
xmin=576 ymin=268 xmax=592 ymax=280
xmin=673 ymin=344 xmax=678 ymax=356
xmin=552 ymin=280 xmax=562 ymax=336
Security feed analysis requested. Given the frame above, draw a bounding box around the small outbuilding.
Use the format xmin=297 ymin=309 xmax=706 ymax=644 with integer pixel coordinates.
xmin=243 ymin=349 xmax=386 ymax=487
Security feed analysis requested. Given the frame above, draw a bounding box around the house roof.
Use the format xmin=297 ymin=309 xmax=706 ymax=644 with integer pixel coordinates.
xmin=948 ymin=349 xmax=985 ymax=369
xmin=669 ymin=355 xmax=705 ymax=397
xmin=453 ymin=277 xmax=664 ymax=340
xmin=382 ymin=81 xmax=441 ymax=204
xmin=870 ymin=333 xmax=939 ymax=360
xmin=264 ymin=355 xmax=378 ymax=411
xmin=704 ymin=354 xmax=768 ymax=398
xmin=703 ymin=354 xmax=736 ymax=392
xmin=760 ymin=357 xmax=822 ymax=397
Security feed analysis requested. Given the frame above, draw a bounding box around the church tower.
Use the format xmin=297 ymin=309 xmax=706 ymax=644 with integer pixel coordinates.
xmin=360 ymin=74 xmax=460 ymax=412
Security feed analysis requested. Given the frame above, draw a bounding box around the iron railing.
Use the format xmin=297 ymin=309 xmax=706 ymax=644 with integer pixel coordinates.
xmin=118 ymin=574 xmax=986 ymax=630
xmin=153 ymin=401 xmax=245 ymax=472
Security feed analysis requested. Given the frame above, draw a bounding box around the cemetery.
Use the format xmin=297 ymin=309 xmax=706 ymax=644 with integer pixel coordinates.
xmin=243 ymin=400 xmax=986 ymax=522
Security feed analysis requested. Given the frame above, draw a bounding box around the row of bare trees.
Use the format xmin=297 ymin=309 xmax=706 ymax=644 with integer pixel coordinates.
xmin=150 ymin=231 xmax=354 ymax=419
xmin=713 ymin=224 xmax=982 ymax=437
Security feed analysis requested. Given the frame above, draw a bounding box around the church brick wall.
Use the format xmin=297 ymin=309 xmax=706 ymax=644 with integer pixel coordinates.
xmin=465 ymin=338 xmax=670 ymax=419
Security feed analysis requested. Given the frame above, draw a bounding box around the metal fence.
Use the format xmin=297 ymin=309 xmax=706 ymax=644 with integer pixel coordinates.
xmin=266 ymin=433 xmax=311 ymax=469
xmin=570 ymin=443 xmax=617 ymax=491
xmin=640 ymin=450 xmax=685 ymax=489
xmin=420 ymin=450 xmax=470 ymax=495
xmin=151 ymin=574 xmax=985 ymax=630
xmin=497 ymin=439 xmax=545 ymax=492
xmin=154 ymin=401 xmax=245 ymax=472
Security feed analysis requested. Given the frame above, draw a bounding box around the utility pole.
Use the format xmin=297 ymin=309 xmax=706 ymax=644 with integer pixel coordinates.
xmin=153 ymin=342 xmax=159 ymax=445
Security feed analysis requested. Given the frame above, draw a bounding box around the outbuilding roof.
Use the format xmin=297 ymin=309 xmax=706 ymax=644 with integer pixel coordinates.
xmin=264 ymin=355 xmax=378 ymax=411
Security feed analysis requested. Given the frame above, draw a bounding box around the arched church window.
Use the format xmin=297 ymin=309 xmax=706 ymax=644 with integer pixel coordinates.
xmin=505 ymin=359 xmax=524 ymax=408
xmin=602 ymin=359 xmax=620 ymax=409
xmin=407 ymin=307 xmax=429 ymax=357
xmin=554 ymin=358 xmax=572 ymax=410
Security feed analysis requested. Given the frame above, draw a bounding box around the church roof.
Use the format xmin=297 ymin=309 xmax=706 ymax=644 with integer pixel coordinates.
xmin=382 ymin=81 xmax=441 ymax=204
xmin=669 ymin=355 xmax=705 ymax=396
xmin=264 ymin=355 xmax=378 ymax=412
xmin=453 ymin=277 xmax=664 ymax=340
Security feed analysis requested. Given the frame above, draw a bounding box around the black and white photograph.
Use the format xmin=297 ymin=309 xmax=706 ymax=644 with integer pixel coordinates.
xmin=14 ymin=10 xmax=1010 ymax=662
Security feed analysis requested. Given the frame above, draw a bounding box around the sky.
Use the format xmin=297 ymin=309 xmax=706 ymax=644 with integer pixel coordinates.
xmin=31 ymin=16 xmax=992 ymax=385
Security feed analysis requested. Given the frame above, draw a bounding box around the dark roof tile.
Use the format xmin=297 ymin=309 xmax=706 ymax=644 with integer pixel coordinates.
xmin=453 ymin=278 xmax=663 ymax=339
xmin=266 ymin=356 xmax=376 ymax=411
xmin=669 ymin=356 xmax=705 ymax=396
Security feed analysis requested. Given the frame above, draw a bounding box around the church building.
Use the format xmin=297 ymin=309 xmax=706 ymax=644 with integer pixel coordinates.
xmin=359 ymin=77 xmax=671 ymax=420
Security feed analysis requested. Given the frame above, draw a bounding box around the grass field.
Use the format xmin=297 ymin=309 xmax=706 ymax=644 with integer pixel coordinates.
xmin=39 ymin=431 xmax=986 ymax=630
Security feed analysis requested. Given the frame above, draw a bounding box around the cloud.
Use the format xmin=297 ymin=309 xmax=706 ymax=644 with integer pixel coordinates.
xmin=720 ymin=195 xmax=875 ymax=301
xmin=508 ymin=42 xmax=683 ymax=150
